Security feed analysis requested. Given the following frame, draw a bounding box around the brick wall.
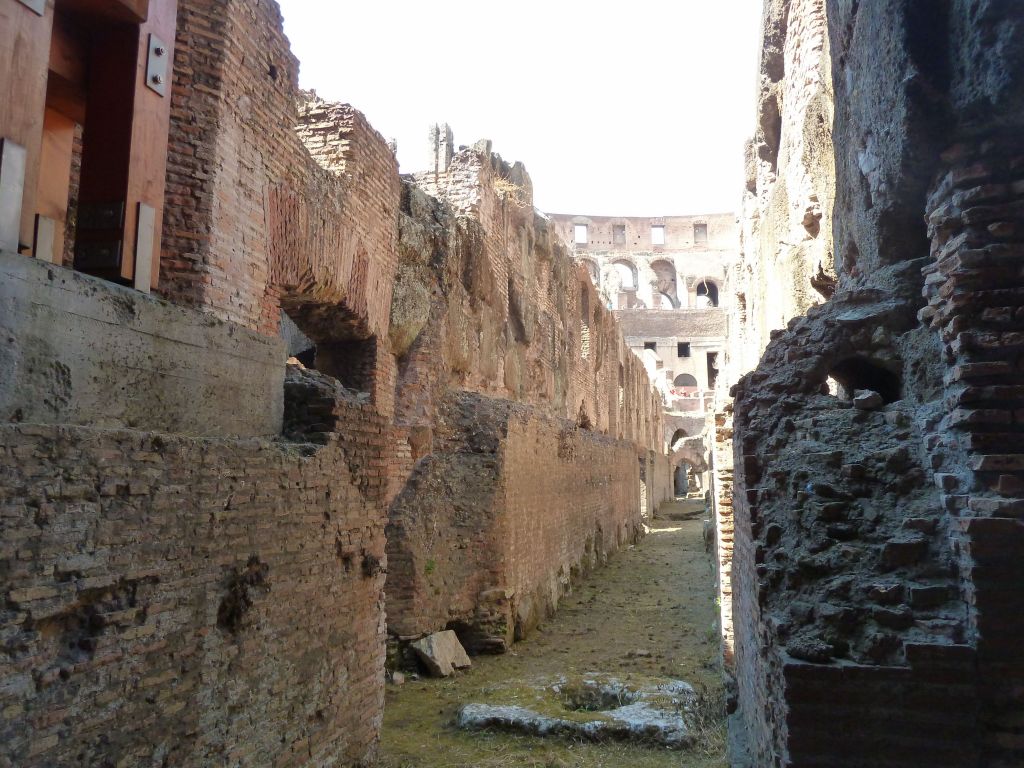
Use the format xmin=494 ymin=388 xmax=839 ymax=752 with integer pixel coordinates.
xmin=0 ymin=411 xmax=387 ymax=767
xmin=386 ymin=392 xmax=645 ymax=652
xmin=161 ymin=0 xmax=400 ymax=348
xmin=921 ymin=135 xmax=1024 ymax=766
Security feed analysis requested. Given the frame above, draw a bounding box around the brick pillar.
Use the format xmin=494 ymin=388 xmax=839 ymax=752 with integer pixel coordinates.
xmin=922 ymin=135 xmax=1024 ymax=765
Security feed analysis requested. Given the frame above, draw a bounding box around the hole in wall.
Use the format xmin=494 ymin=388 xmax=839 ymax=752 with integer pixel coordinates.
xmin=827 ymin=356 xmax=902 ymax=403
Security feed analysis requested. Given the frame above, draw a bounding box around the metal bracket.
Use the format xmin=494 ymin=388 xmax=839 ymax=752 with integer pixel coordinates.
xmin=0 ymin=139 xmax=27 ymax=253
xmin=17 ymin=0 xmax=45 ymax=16
xmin=145 ymin=34 xmax=169 ymax=97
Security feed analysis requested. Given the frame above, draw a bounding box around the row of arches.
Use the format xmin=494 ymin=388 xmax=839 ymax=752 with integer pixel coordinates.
xmin=580 ymin=257 xmax=720 ymax=308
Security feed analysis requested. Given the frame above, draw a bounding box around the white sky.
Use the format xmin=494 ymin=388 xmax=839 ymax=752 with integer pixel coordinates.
xmin=277 ymin=0 xmax=763 ymax=217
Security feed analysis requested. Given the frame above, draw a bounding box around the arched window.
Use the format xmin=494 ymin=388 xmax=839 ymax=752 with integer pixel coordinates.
xmin=670 ymin=428 xmax=688 ymax=450
xmin=696 ymin=279 xmax=719 ymax=308
xmin=673 ymin=373 xmax=698 ymax=389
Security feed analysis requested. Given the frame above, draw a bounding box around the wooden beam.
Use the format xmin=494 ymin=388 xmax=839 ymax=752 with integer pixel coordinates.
xmin=125 ymin=0 xmax=176 ymax=288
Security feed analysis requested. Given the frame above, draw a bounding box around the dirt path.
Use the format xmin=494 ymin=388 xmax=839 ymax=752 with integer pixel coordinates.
xmin=378 ymin=515 xmax=727 ymax=767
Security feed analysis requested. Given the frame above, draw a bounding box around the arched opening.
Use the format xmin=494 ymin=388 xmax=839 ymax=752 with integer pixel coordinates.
xmin=674 ymin=461 xmax=700 ymax=496
xmin=650 ymin=259 xmax=680 ymax=309
xmin=655 ymin=292 xmax=676 ymax=309
xmin=612 ymin=260 xmax=638 ymax=291
xmin=673 ymin=373 xmax=698 ymax=389
xmin=828 ymin=356 xmax=902 ymax=403
xmin=581 ymin=258 xmax=599 ymax=287
xmin=695 ymin=279 xmax=719 ymax=308
xmin=670 ymin=428 xmax=688 ymax=450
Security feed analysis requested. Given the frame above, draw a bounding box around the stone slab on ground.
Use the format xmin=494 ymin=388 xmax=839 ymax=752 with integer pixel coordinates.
xmin=456 ymin=676 xmax=695 ymax=749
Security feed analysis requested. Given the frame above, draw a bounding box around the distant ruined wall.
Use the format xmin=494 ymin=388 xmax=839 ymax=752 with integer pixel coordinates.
xmin=729 ymin=1 xmax=1024 ymax=765
xmin=386 ymin=146 xmax=669 ymax=649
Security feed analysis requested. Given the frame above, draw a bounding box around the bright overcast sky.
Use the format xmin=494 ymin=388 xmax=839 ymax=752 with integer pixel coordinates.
xmin=277 ymin=1 xmax=763 ymax=217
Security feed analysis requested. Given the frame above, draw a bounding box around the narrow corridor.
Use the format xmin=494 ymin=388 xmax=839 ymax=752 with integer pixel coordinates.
xmin=379 ymin=516 xmax=726 ymax=767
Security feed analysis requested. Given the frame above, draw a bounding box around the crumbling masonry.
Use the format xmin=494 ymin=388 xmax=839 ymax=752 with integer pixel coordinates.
xmin=0 ymin=0 xmax=669 ymax=764
xmin=721 ymin=0 xmax=1024 ymax=765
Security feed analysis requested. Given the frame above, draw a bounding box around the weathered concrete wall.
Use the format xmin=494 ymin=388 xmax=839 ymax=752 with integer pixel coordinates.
xmin=0 ymin=252 xmax=283 ymax=437
xmin=729 ymin=0 xmax=1024 ymax=765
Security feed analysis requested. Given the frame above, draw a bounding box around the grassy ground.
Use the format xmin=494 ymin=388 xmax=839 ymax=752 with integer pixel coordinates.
xmin=378 ymin=514 xmax=727 ymax=768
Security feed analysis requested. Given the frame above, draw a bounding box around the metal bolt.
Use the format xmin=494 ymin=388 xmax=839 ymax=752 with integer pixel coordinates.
xmin=152 ymin=74 xmax=164 ymax=85
xmin=154 ymin=46 xmax=166 ymax=56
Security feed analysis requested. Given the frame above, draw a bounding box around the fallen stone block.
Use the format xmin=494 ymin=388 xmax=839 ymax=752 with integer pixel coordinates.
xmin=410 ymin=630 xmax=472 ymax=677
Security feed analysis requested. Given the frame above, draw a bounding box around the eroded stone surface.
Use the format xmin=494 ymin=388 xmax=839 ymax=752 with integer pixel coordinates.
xmin=457 ymin=676 xmax=695 ymax=748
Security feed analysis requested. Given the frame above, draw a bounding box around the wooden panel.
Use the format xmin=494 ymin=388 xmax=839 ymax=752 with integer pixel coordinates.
xmin=32 ymin=214 xmax=57 ymax=262
xmin=0 ymin=0 xmax=55 ymax=251
xmin=33 ymin=107 xmax=75 ymax=259
xmin=132 ymin=201 xmax=154 ymax=292
xmin=124 ymin=0 xmax=177 ymax=287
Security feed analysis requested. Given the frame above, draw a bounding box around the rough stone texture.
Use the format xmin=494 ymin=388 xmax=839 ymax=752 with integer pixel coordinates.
xmin=725 ymin=0 xmax=836 ymax=389
xmin=457 ymin=676 xmax=695 ymax=748
xmin=727 ymin=1 xmax=1024 ymax=765
xmin=0 ymin=252 xmax=284 ymax=437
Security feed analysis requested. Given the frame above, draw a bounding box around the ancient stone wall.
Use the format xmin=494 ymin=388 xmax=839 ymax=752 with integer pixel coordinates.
xmin=0 ymin=2 xmax=672 ymax=765
xmin=386 ymin=393 xmax=646 ymax=651
xmin=725 ymin=0 xmax=836 ymax=388
xmin=0 ymin=408 xmax=387 ymax=767
xmin=386 ymin=145 xmax=670 ymax=650
xmin=729 ymin=1 xmax=1024 ymax=765
xmin=162 ymin=0 xmax=401 ymax=348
